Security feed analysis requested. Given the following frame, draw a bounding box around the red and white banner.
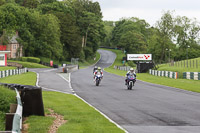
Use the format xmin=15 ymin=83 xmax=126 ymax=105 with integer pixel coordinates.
xmin=127 ymin=54 xmax=152 ymax=61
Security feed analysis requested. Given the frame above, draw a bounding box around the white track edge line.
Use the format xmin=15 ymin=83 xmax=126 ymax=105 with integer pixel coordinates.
xmin=74 ymin=93 xmax=128 ymax=133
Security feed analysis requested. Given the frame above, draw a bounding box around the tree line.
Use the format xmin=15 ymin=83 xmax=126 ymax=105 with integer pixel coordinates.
xmin=0 ymin=0 xmax=105 ymax=62
xmin=102 ymin=11 xmax=200 ymax=63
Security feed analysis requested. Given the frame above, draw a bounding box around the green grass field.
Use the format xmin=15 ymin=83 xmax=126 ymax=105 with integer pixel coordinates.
xmin=44 ymin=92 xmax=124 ymax=133
xmin=8 ymin=60 xmax=49 ymax=68
xmin=0 ymin=72 xmax=37 ymax=86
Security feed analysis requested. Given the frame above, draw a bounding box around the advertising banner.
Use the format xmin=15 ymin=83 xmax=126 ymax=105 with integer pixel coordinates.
xmin=127 ymin=54 xmax=152 ymax=61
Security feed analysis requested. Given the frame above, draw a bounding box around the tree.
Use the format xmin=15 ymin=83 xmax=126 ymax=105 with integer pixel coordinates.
xmin=0 ymin=3 xmax=62 ymax=59
xmin=111 ymin=17 xmax=149 ymax=54
xmin=67 ymin=0 xmax=105 ymax=59
xmin=155 ymin=11 xmax=174 ymax=62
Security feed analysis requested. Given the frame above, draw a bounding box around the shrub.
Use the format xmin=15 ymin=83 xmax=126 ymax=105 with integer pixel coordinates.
xmin=0 ymin=86 xmax=16 ymax=130
xmin=127 ymin=61 xmax=136 ymax=67
xmin=27 ymin=57 xmax=40 ymax=63
xmin=0 ymin=86 xmax=16 ymax=113
xmin=21 ymin=57 xmax=28 ymax=62
xmin=0 ymin=111 xmax=4 ymax=130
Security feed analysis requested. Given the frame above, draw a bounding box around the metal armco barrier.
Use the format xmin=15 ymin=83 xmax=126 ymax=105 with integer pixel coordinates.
xmin=11 ymin=88 xmax=23 ymax=133
xmin=183 ymin=72 xmax=200 ymax=80
xmin=0 ymin=83 xmax=45 ymax=133
xmin=0 ymin=68 xmax=27 ymax=79
xmin=149 ymin=69 xmax=178 ymax=79
xmin=63 ymin=65 xmax=79 ymax=73
xmin=114 ymin=65 xmax=130 ymax=71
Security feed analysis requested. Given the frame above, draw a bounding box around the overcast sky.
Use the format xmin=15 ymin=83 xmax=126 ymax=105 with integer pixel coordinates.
xmin=93 ymin=0 xmax=200 ymax=26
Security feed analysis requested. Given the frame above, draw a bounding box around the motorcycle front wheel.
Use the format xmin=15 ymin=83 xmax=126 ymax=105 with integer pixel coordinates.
xmin=96 ymin=80 xmax=99 ymax=86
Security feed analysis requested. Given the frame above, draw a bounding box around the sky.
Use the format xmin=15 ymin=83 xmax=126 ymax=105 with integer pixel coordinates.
xmin=93 ymin=0 xmax=200 ymax=26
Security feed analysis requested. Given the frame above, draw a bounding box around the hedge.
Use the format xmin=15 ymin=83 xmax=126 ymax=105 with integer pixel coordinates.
xmin=21 ymin=57 xmax=40 ymax=63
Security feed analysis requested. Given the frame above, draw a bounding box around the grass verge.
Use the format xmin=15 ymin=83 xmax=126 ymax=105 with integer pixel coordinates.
xmin=8 ymin=60 xmax=49 ymax=68
xmin=0 ymin=72 xmax=37 ymax=86
xmin=157 ymin=63 xmax=200 ymax=78
xmin=0 ymin=66 xmax=16 ymax=71
xmin=43 ymin=91 xmax=124 ymax=133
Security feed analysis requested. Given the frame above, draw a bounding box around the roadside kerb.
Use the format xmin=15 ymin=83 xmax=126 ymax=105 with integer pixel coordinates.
xmin=183 ymin=72 xmax=200 ymax=80
xmin=149 ymin=69 xmax=178 ymax=79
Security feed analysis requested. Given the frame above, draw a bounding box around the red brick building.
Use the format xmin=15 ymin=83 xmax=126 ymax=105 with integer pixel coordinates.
xmin=6 ymin=32 xmax=23 ymax=58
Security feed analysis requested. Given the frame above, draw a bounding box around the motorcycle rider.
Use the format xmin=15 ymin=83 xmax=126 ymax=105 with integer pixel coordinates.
xmin=125 ymin=68 xmax=136 ymax=85
xmin=93 ymin=66 xmax=98 ymax=73
xmin=94 ymin=67 xmax=103 ymax=80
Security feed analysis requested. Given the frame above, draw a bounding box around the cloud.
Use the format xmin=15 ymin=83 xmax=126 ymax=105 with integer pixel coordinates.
xmin=94 ymin=0 xmax=200 ymax=26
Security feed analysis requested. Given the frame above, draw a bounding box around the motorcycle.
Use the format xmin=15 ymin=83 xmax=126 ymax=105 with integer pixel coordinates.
xmin=95 ymin=74 xmax=102 ymax=86
xmin=126 ymin=75 xmax=136 ymax=90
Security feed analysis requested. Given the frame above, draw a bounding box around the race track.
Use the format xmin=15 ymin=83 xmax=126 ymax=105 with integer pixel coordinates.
xmin=71 ymin=49 xmax=200 ymax=133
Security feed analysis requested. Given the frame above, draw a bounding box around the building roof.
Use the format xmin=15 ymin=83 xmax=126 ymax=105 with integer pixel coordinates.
xmin=9 ymin=34 xmax=19 ymax=44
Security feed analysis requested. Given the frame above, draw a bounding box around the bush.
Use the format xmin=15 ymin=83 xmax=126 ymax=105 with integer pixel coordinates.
xmin=0 ymin=86 xmax=16 ymax=130
xmin=127 ymin=61 xmax=136 ymax=67
xmin=21 ymin=57 xmax=28 ymax=62
xmin=21 ymin=57 xmax=41 ymax=63
xmin=0 ymin=111 xmax=4 ymax=131
xmin=0 ymin=86 xmax=16 ymax=113
xmin=27 ymin=57 xmax=40 ymax=63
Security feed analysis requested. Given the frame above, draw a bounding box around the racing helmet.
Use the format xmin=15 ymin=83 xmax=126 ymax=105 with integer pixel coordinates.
xmin=130 ymin=68 xmax=134 ymax=72
xmin=98 ymin=67 xmax=101 ymax=70
xmin=94 ymin=66 xmax=98 ymax=69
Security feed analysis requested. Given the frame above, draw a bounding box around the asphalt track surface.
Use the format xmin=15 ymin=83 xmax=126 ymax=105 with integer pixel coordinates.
xmin=71 ymin=49 xmax=200 ymax=133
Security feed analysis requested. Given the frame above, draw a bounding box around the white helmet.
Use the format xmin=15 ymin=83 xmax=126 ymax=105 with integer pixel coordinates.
xmin=130 ymin=68 xmax=134 ymax=71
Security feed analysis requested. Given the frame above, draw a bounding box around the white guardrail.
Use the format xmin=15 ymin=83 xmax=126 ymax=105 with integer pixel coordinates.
xmin=149 ymin=69 xmax=178 ymax=79
xmin=12 ymin=88 xmax=23 ymax=133
xmin=114 ymin=66 xmax=130 ymax=71
xmin=0 ymin=68 xmax=27 ymax=78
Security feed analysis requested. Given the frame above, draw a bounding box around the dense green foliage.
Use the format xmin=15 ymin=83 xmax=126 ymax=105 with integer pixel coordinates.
xmin=106 ymin=11 xmax=200 ymax=63
xmin=101 ymin=21 xmax=114 ymax=46
xmin=0 ymin=0 xmax=104 ymax=62
xmin=0 ymin=86 xmax=16 ymax=131
xmin=21 ymin=57 xmax=40 ymax=63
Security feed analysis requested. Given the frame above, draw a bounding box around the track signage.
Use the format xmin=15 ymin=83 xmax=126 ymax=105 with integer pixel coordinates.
xmin=127 ymin=54 xmax=152 ymax=61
